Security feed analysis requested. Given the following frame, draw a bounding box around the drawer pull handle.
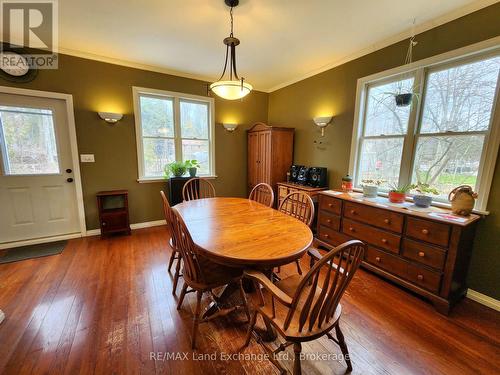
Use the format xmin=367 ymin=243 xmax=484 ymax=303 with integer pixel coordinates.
xmin=328 ymin=203 xmax=333 ymax=207
xmin=102 ymin=222 xmax=107 ymax=226
xmin=418 ymin=251 xmax=425 ymax=257
xmin=381 ymin=238 xmax=388 ymax=244
xmin=421 ymin=228 xmax=429 ymax=235
xmin=375 ymin=257 xmax=381 ymax=262
xmin=349 ymin=227 xmax=355 ymax=232
xmin=417 ymin=274 xmax=424 ymax=281
xmin=384 ymin=218 xmax=390 ymax=224
xmin=326 ymin=219 xmax=331 ymax=223
xmin=350 ymin=209 xmax=356 ymax=215
xmin=324 ymin=234 xmax=330 ymax=238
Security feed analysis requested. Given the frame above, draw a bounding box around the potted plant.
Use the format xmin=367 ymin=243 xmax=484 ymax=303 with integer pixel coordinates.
xmin=412 ymin=183 xmax=439 ymax=208
xmin=164 ymin=161 xmax=187 ymax=178
xmin=361 ymin=179 xmax=384 ymax=198
xmin=185 ymin=159 xmax=201 ymax=177
xmin=388 ymin=183 xmax=415 ymax=203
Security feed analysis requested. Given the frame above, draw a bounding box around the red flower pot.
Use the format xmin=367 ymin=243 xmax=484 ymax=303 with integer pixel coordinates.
xmin=388 ymin=191 xmax=406 ymax=203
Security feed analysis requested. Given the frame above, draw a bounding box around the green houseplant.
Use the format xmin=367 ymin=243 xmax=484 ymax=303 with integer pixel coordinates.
xmin=185 ymin=159 xmax=201 ymax=177
xmin=164 ymin=161 xmax=187 ymax=177
xmin=388 ymin=183 xmax=415 ymax=203
xmin=412 ymin=183 xmax=439 ymax=208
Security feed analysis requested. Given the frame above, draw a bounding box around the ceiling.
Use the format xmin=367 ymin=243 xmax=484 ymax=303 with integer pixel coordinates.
xmin=57 ymin=0 xmax=496 ymax=92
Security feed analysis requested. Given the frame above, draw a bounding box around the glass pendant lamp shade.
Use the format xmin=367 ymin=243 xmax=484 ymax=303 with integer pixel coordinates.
xmin=210 ymin=0 xmax=252 ymax=100
xmin=209 ymin=80 xmax=252 ymax=100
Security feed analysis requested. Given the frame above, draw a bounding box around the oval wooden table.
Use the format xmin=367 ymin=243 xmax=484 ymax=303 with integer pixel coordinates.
xmin=173 ymin=197 xmax=313 ymax=268
xmin=174 ymin=197 xmax=313 ymax=339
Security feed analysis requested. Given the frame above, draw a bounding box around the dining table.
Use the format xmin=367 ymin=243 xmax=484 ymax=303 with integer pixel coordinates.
xmin=173 ymin=197 xmax=313 ymax=339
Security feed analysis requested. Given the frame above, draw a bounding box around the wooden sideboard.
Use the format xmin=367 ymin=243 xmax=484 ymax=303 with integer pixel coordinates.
xmin=314 ymin=190 xmax=481 ymax=314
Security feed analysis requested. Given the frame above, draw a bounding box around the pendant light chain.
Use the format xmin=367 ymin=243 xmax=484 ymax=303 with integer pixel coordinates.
xmin=230 ymin=6 xmax=234 ymax=37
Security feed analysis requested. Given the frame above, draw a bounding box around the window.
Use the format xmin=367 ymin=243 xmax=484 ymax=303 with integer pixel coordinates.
xmin=133 ymin=87 xmax=215 ymax=180
xmin=351 ymin=46 xmax=500 ymax=212
xmin=0 ymin=105 xmax=60 ymax=175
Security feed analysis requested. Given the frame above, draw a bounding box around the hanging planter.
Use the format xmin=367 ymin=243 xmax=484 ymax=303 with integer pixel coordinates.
xmin=395 ymin=92 xmax=414 ymax=107
xmin=384 ymin=23 xmax=420 ymax=107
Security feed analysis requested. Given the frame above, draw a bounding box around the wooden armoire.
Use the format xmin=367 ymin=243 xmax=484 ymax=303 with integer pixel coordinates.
xmin=247 ymin=123 xmax=294 ymax=194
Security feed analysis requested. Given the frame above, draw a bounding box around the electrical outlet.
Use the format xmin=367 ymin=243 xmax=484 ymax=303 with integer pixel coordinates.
xmin=80 ymin=154 xmax=95 ymax=163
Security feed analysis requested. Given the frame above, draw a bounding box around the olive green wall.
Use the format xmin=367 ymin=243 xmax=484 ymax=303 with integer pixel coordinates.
xmin=1 ymin=54 xmax=268 ymax=230
xmin=268 ymin=4 xmax=500 ymax=299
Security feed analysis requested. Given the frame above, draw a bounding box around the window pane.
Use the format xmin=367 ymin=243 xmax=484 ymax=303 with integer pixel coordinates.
xmin=0 ymin=106 xmax=60 ymax=175
xmin=143 ymin=138 xmax=175 ymax=177
xmin=421 ymin=56 xmax=500 ymax=133
xmin=357 ymin=138 xmax=404 ymax=188
xmin=364 ymin=77 xmax=414 ymax=136
xmin=140 ymin=96 xmax=174 ymax=137
xmin=412 ymin=135 xmax=485 ymax=200
xmin=182 ymin=140 xmax=209 ymax=175
xmin=180 ymin=100 xmax=208 ymax=139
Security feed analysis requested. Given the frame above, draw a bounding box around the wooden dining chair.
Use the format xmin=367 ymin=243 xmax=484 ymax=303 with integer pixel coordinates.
xmin=243 ymin=240 xmax=366 ymax=375
xmin=182 ymin=177 xmax=216 ymax=201
xmin=170 ymin=207 xmax=250 ymax=349
xmin=249 ymin=183 xmax=275 ymax=208
xmin=277 ymin=192 xmax=315 ymax=275
xmin=160 ymin=191 xmax=183 ymax=295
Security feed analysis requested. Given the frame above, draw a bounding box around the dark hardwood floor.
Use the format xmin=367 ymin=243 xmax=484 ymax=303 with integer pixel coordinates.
xmin=0 ymin=226 xmax=498 ymax=375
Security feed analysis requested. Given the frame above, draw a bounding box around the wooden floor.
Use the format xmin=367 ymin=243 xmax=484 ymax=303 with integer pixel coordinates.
xmin=0 ymin=226 xmax=499 ymax=375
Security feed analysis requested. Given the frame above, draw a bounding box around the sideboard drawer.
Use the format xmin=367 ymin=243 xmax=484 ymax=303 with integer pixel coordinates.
xmin=344 ymin=201 xmax=404 ymax=233
xmin=365 ymin=246 xmax=407 ymax=279
xmin=343 ymin=219 xmax=401 ymax=254
xmin=318 ymin=211 xmax=340 ymax=231
xmin=402 ymin=238 xmax=446 ymax=270
xmin=319 ymin=195 xmax=342 ymax=215
xmin=406 ymin=217 xmax=450 ymax=247
xmin=407 ymin=263 xmax=441 ymax=294
xmin=317 ymin=225 xmax=351 ymax=247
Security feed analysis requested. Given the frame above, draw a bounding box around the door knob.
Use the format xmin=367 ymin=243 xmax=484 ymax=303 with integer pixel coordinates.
xmin=67 ymin=178 xmax=74 ymax=183
xmin=66 ymin=168 xmax=72 ymax=173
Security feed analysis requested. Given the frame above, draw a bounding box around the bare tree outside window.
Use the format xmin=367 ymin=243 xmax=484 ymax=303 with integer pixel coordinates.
xmin=354 ymin=53 xmax=500 ymax=206
xmin=413 ymin=57 xmax=500 ymax=199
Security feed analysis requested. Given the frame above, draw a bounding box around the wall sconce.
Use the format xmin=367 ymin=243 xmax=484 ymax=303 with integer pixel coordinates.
xmin=98 ymin=112 xmax=123 ymax=124
xmin=313 ymin=116 xmax=333 ymax=137
xmin=223 ymin=123 xmax=238 ymax=132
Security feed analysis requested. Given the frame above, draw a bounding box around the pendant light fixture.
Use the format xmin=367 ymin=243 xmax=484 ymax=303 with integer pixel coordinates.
xmin=209 ymin=0 xmax=252 ymax=100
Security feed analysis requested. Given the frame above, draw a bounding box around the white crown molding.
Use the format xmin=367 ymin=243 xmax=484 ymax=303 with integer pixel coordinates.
xmin=35 ymin=0 xmax=499 ymax=93
xmin=467 ymin=289 xmax=500 ymax=312
xmin=267 ymin=0 xmax=499 ymax=92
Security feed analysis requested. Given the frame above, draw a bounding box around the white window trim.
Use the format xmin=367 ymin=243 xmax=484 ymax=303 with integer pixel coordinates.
xmin=349 ymin=37 xmax=500 ymax=214
xmin=132 ymin=87 xmax=216 ymax=182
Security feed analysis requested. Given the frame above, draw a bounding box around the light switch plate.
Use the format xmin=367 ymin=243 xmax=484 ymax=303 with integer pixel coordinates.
xmin=80 ymin=154 xmax=95 ymax=163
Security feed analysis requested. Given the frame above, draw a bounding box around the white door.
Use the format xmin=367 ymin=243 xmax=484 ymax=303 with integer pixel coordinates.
xmin=0 ymin=93 xmax=80 ymax=244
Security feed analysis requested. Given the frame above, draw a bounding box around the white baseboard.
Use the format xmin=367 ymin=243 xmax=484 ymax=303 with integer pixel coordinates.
xmin=85 ymin=219 xmax=166 ymax=237
xmin=466 ymin=289 xmax=500 ymax=312
xmin=0 ymin=232 xmax=82 ymax=250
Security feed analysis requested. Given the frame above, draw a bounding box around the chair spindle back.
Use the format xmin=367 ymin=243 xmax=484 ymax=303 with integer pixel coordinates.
xmin=170 ymin=207 xmax=206 ymax=285
xmin=285 ymin=240 xmax=365 ymax=333
xmin=278 ymin=192 xmax=315 ymax=227
xmin=182 ymin=178 xmax=216 ymax=201
xmin=249 ymin=183 xmax=275 ymax=207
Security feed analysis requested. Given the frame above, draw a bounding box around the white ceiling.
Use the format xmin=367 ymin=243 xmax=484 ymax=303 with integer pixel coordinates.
xmin=58 ymin=0 xmax=497 ymax=92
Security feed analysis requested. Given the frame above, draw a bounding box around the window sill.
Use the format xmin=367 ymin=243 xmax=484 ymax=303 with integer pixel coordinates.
xmin=352 ymin=188 xmax=489 ymax=216
xmin=137 ymin=175 xmax=218 ymax=184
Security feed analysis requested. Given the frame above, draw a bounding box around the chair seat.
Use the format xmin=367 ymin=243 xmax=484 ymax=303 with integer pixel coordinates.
xmin=259 ymin=274 xmax=342 ymax=341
